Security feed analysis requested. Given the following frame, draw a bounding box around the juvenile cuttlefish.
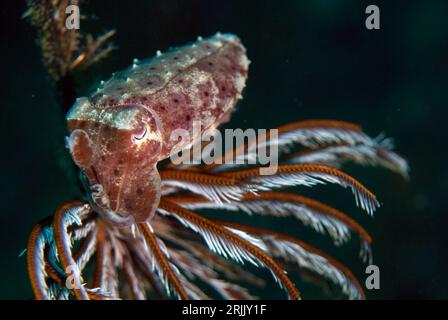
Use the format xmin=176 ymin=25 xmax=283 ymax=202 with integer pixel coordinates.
xmin=66 ymin=33 xmax=249 ymax=225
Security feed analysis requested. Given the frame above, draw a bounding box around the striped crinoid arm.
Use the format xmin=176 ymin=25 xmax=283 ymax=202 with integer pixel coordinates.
xmin=164 ymin=227 xmax=262 ymax=300
xmin=123 ymin=239 xmax=168 ymax=299
xmin=157 ymin=198 xmax=300 ymax=299
xmin=274 ymin=121 xmax=408 ymax=179
xmin=160 ymin=170 xmax=257 ymax=204
xmin=161 ymin=163 xmax=381 ymax=215
xmin=27 ymin=221 xmax=53 ymax=300
xmin=138 ymin=222 xmax=190 ymax=300
xmin=198 ymin=120 xmax=407 ymax=176
xmin=175 ymin=238 xmax=265 ymax=288
xmin=169 ymin=248 xmax=257 ymax=299
xmin=138 ymin=218 xmax=247 ymax=300
xmin=89 ymin=226 xmax=157 ymax=300
xmin=222 ymin=222 xmax=365 ymax=300
xmin=51 ymin=201 xmax=96 ymax=300
xmin=42 ymin=228 xmax=98 ymax=299
xmin=286 ymin=137 xmax=409 ymax=179
xmin=167 ymin=191 xmax=373 ymax=262
xmin=261 ymin=119 xmax=405 ymax=163
xmin=209 ymin=279 xmax=257 ymax=300
xmin=73 ymin=228 xmax=97 ymax=271
xmin=198 ymin=120 xmax=370 ymax=171
xmin=221 ymin=164 xmax=380 ymax=215
xmin=121 ymin=251 xmax=147 ymax=300
xmin=274 ymin=119 xmax=375 ymax=149
xmin=27 ymin=201 xmax=102 ymax=300
xmin=153 ymin=216 xmax=266 ymax=289
xmin=126 ymin=235 xmax=207 ymax=300
xmin=91 ymin=224 xmax=123 ymax=300
xmin=163 ymin=249 xmax=211 ymax=299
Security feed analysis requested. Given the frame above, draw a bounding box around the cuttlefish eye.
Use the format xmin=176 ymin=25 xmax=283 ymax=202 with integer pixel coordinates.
xmin=132 ymin=124 xmax=148 ymax=143
xmin=114 ymin=108 xmax=162 ymax=156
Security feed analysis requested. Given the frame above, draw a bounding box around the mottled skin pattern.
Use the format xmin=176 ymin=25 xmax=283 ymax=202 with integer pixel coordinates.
xmin=66 ymin=34 xmax=249 ymax=224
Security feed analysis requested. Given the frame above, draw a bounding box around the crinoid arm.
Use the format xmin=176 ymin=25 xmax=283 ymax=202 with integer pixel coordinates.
xmin=220 ymin=222 xmax=366 ymax=300
xmin=165 ymin=191 xmax=373 ymax=263
xmin=27 ymin=201 xmax=98 ymax=300
xmin=185 ymin=119 xmax=409 ymax=178
xmin=157 ymin=198 xmax=301 ymax=300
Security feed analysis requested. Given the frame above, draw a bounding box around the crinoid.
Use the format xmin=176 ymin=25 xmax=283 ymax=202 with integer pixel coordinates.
xmin=24 ymin=20 xmax=408 ymax=300
xmin=27 ymin=118 xmax=408 ymax=300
